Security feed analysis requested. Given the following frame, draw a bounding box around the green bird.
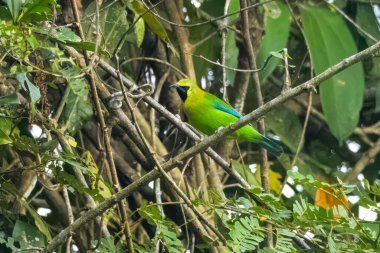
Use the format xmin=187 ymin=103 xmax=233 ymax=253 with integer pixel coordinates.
xmin=171 ymin=79 xmax=283 ymax=156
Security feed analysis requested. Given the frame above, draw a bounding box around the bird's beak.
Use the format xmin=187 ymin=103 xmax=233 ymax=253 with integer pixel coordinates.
xmin=170 ymin=83 xmax=185 ymax=93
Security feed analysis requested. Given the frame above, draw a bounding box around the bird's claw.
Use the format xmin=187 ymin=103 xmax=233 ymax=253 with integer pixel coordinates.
xmin=216 ymin=127 xmax=224 ymax=133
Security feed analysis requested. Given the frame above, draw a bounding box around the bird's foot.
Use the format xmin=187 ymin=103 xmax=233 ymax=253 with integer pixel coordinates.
xmin=216 ymin=127 xmax=225 ymax=134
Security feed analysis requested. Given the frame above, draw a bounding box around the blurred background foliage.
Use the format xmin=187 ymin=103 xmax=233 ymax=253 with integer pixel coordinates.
xmin=1 ymin=0 xmax=380 ymax=252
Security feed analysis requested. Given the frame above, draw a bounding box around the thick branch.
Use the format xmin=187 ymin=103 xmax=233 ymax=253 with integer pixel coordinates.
xmin=344 ymin=138 xmax=380 ymax=183
xmin=45 ymin=39 xmax=380 ymax=253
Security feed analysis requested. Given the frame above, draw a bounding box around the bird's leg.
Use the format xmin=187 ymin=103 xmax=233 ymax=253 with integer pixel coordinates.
xmin=216 ymin=126 xmax=225 ymax=134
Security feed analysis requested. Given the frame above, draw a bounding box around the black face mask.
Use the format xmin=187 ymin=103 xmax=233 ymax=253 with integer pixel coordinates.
xmin=174 ymin=85 xmax=190 ymax=101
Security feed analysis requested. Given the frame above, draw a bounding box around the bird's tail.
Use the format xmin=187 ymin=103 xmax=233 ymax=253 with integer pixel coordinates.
xmin=258 ymin=136 xmax=283 ymax=156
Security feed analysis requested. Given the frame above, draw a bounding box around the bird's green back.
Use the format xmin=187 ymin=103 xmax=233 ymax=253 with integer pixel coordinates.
xmin=182 ymin=85 xmax=263 ymax=143
xmin=174 ymin=79 xmax=283 ymax=155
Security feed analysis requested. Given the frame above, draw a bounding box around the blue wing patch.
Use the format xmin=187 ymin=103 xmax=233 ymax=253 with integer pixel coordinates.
xmin=212 ymin=103 xmax=242 ymax=119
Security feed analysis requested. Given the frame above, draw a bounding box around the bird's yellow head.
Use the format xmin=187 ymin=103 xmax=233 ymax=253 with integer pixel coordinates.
xmin=171 ymin=79 xmax=200 ymax=101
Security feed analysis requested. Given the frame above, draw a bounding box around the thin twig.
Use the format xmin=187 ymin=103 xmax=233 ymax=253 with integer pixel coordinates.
xmin=67 ymin=46 xmax=251 ymax=190
xmin=112 ymin=0 xmax=166 ymax=57
xmin=154 ymin=176 xmax=163 ymax=253
xmin=150 ymin=69 xmax=171 ymax=146
xmin=190 ymin=30 xmax=218 ymax=49
xmin=191 ymin=51 xmax=276 ymax=73
xmin=327 ymin=1 xmax=378 ymax=43
xmin=240 ymin=0 xmax=271 ymax=245
xmin=282 ymin=48 xmax=291 ymax=91
xmin=37 ymin=114 xmax=111 ymax=240
xmin=222 ymin=0 xmax=231 ymax=101
xmin=53 ymin=85 xmax=71 ymax=121
xmin=143 ymin=0 xmax=274 ymax=28
xmin=163 ymin=0 xmax=195 ymax=80
xmin=279 ymin=92 xmax=313 ymax=195
xmin=87 ymin=0 xmax=101 ymax=69
xmin=120 ymin=57 xmax=187 ymax=78
xmin=292 ymin=92 xmax=312 ymax=166
xmin=47 ymin=40 xmax=380 ymax=252
xmin=68 ymin=0 xmax=134 ymax=251
xmin=62 ymin=187 xmax=73 ymax=253
xmin=116 ymin=56 xmax=227 ymax=245
xmin=344 ymin=138 xmax=380 ymax=183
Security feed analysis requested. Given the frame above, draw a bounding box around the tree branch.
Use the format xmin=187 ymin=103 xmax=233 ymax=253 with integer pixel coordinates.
xmin=344 ymin=138 xmax=380 ymax=183
xmin=45 ymin=38 xmax=380 ymax=253
xmin=240 ymin=0 xmax=272 ymax=246
xmin=163 ymin=0 xmax=196 ymax=80
xmin=68 ymin=0 xmax=134 ymax=250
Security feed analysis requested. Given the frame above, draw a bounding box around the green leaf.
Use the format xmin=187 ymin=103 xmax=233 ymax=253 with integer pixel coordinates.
xmin=134 ymin=15 xmax=145 ymax=47
xmin=16 ymin=72 xmax=41 ymax=104
xmin=227 ymin=216 xmax=264 ymax=252
xmin=356 ymin=3 xmax=380 ymax=112
xmin=59 ymin=153 xmax=90 ymax=173
xmin=0 ymin=235 xmax=18 ymax=251
xmin=328 ymin=234 xmax=339 ymax=253
xmin=191 ymin=25 xmax=220 ymax=83
xmin=54 ymin=27 xmax=81 ymax=43
xmin=33 ymin=26 xmax=93 ymax=47
xmin=376 ymin=85 xmax=380 ymax=113
xmin=0 ymin=118 xmax=14 ymax=145
xmin=60 ymin=67 xmax=89 ymax=97
xmin=256 ymin=2 xmax=291 ymax=81
xmin=18 ymin=0 xmax=56 ymax=23
xmin=300 ymin=4 xmax=364 ymax=142
xmin=287 ymin=170 xmax=330 ymax=189
xmin=83 ymin=1 xmax=129 ymax=53
xmin=61 ymin=90 xmax=93 ymax=134
xmin=96 ymin=238 xmax=123 ymax=253
xmin=356 ymin=4 xmax=380 ymax=47
xmin=6 ymin=0 xmax=22 ymax=23
xmin=66 ymin=41 xmax=98 ymax=52
xmin=226 ymin=29 xmax=238 ymax=84
xmin=225 ymin=1 xmax=240 ymax=83
xmin=0 ymin=181 xmax=20 ymax=196
xmin=138 ymin=204 xmax=184 ymax=252
xmin=231 ymin=160 xmax=259 ymax=186
xmin=55 ymin=169 xmax=105 ymax=202
xmin=266 ymin=106 xmax=302 ymax=152
xmin=0 ymin=129 xmax=12 ymax=145
xmin=131 ymin=0 xmax=168 ymax=41
xmin=13 ymin=136 xmax=39 ymax=153
xmin=260 ymin=229 xmax=295 ymax=253
xmin=0 ymin=6 xmax=13 ymax=21
xmin=20 ymin=199 xmax=52 ymax=241
xmin=0 ymin=93 xmax=20 ymax=105
xmin=12 ymin=220 xmax=45 ymax=249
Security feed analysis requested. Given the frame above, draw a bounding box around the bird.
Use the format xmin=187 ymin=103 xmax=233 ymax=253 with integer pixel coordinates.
xmin=171 ymin=79 xmax=283 ymax=156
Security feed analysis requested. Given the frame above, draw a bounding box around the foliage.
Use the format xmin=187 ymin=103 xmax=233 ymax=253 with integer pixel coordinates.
xmin=227 ymin=216 xmax=265 ymax=251
xmin=0 ymin=0 xmax=380 ymax=253
xmin=137 ymin=203 xmax=184 ymax=252
xmin=300 ymin=4 xmax=364 ymax=142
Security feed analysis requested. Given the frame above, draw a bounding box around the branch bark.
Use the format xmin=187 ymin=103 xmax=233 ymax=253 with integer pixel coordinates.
xmin=67 ymin=0 xmax=134 ymax=249
xmin=164 ymin=0 xmax=196 ymax=80
xmin=344 ymin=138 xmax=380 ymax=183
xmin=45 ymin=38 xmax=380 ymax=253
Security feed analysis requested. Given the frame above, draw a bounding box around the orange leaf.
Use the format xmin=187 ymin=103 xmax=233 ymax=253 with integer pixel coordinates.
xmin=315 ymin=186 xmax=349 ymax=213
